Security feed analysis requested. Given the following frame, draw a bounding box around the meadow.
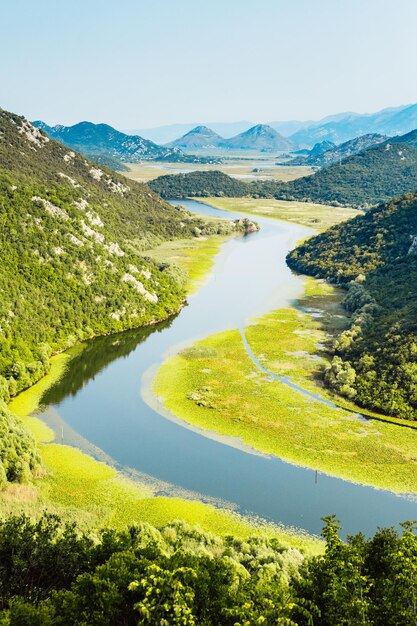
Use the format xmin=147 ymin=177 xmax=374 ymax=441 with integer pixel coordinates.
xmin=124 ymin=158 xmax=314 ymax=184
xmin=153 ymin=279 xmax=417 ymax=493
xmin=200 ymin=197 xmax=359 ymax=230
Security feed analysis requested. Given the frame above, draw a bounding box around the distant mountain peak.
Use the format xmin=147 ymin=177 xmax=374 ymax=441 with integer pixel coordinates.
xmin=225 ymin=124 xmax=294 ymax=151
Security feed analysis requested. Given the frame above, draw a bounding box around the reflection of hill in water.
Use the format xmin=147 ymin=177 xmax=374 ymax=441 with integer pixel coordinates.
xmin=41 ymin=316 xmax=176 ymax=407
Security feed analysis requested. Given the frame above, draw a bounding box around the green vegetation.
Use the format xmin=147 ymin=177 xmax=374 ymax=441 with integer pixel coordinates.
xmin=288 ymin=191 xmax=417 ymax=420
xmin=150 ymin=140 xmax=417 ymax=209
xmin=149 ymin=170 xmax=251 ymax=198
xmin=3 ymin=347 xmax=320 ymax=551
xmin=0 ymin=107 xmax=242 ymax=486
xmin=200 ymin=197 xmax=358 ymax=230
xmin=146 ymin=235 xmax=226 ymax=293
xmin=153 ymin=284 xmax=417 ymax=492
xmin=0 ymin=513 xmax=415 ymax=625
xmin=279 ymin=142 xmax=417 ymax=208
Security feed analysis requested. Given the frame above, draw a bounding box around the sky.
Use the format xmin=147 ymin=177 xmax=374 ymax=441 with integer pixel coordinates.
xmin=1 ymin=0 xmax=417 ymax=130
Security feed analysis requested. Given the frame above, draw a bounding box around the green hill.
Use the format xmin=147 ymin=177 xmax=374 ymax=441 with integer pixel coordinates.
xmin=149 ymin=170 xmax=251 ymax=198
xmin=0 ymin=108 xmax=231 ymax=483
xmin=279 ymin=141 xmax=417 ymax=208
xmin=287 ymin=191 xmax=417 ymax=419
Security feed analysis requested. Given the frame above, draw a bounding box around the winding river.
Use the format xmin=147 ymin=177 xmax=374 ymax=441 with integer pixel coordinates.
xmin=37 ymin=200 xmax=417 ymax=538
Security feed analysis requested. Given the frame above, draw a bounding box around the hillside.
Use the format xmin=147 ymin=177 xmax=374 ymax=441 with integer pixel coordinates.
xmin=289 ymin=103 xmax=417 ymax=146
xmin=287 ymin=191 xmax=417 ymax=419
xmin=288 ymin=133 xmax=387 ymax=167
xmin=0 ymin=108 xmax=234 ymax=483
xmin=166 ymin=125 xmax=224 ymax=149
xmin=33 ymin=121 xmax=216 ymax=165
xmin=225 ymin=124 xmax=293 ymax=151
xmin=150 ymin=136 xmax=417 ymax=209
xmin=149 ymin=170 xmax=251 ymax=198
xmin=279 ymin=140 xmax=417 ymax=208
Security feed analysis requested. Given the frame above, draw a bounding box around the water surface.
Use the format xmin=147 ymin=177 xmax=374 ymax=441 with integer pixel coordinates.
xmin=37 ymin=199 xmax=417 ymax=538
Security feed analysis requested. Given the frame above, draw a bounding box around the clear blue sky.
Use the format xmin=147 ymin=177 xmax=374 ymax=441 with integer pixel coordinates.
xmin=1 ymin=0 xmax=416 ymax=129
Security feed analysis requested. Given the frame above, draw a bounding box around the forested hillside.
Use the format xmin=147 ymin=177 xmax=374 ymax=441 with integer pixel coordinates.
xmin=287 ymin=192 xmax=417 ymax=419
xmin=0 ymin=108 xmax=234 ymax=484
xmin=149 ymin=170 xmax=251 ymax=198
xmin=280 ymin=141 xmax=417 ymax=208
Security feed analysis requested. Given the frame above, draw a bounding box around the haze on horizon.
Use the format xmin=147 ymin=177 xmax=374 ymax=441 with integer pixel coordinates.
xmin=1 ymin=0 xmax=417 ymax=130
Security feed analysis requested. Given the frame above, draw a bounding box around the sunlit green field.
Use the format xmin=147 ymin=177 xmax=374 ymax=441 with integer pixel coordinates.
xmin=153 ymin=281 xmax=417 ymax=493
xmin=4 ymin=296 xmax=322 ymax=552
xmin=200 ymin=197 xmax=360 ymax=230
xmin=145 ymin=234 xmax=226 ymax=294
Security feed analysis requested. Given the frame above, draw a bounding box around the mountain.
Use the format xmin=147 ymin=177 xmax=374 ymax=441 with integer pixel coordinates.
xmin=128 ymin=121 xmax=254 ymax=144
xmin=166 ymin=125 xmax=224 ymax=149
xmin=224 ymin=124 xmax=294 ymax=151
xmin=289 ymin=104 xmax=415 ymax=147
xmin=289 ymin=134 xmax=387 ymax=167
xmin=278 ymin=137 xmax=417 ymax=208
xmin=309 ymin=140 xmax=337 ymax=156
xmin=0 ymin=107 xmax=233 ymax=484
xmin=32 ymin=121 xmax=215 ymax=165
xmin=287 ymin=191 xmax=417 ymax=420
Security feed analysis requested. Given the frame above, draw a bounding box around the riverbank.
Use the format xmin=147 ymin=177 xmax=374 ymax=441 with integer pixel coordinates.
xmin=4 ymin=346 xmax=322 ymax=552
xmin=145 ymin=234 xmax=228 ymax=294
xmin=4 ymin=221 xmax=322 ymax=552
xmin=198 ymin=197 xmax=359 ymax=230
xmin=153 ymin=278 xmax=417 ymax=494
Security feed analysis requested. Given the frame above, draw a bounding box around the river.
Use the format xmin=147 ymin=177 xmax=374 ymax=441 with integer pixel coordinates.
xmin=36 ymin=199 xmax=417 ymax=538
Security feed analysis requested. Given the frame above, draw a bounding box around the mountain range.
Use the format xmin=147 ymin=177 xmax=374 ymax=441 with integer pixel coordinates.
xmin=168 ymin=124 xmax=293 ymax=152
xmin=288 ymin=104 xmax=417 ymax=147
xmin=127 ymin=103 xmax=417 ymax=147
xmin=150 ymin=127 xmax=417 ymax=209
xmin=288 ymin=133 xmax=388 ymax=167
xmin=32 ymin=121 xmax=218 ymax=167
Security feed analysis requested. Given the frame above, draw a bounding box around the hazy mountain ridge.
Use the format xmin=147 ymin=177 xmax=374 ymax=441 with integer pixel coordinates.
xmin=289 ymin=104 xmax=417 ymax=146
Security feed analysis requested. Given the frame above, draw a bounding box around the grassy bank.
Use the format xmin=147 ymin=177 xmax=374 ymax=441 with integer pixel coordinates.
xmin=145 ymin=234 xmax=227 ymax=294
xmin=153 ymin=280 xmax=417 ymax=493
xmin=4 ymin=331 xmax=321 ymax=553
xmin=200 ymin=197 xmax=359 ymax=230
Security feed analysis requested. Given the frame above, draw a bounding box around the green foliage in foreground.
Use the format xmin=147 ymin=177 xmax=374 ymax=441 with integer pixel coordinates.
xmin=287 ymin=192 xmax=417 ymax=419
xmin=0 ymin=405 xmax=40 ymax=486
xmin=0 ymin=513 xmax=415 ymax=625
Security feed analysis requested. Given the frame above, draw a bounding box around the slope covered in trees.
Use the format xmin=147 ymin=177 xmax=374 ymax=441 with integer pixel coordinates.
xmin=287 ymin=192 xmax=417 ymax=419
xmin=0 ymin=513 xmax=415 ymax=625
xmin=151 ymin=135 xmax=417 ymax=209
xmin=0 ymin=108 xmax=235 ymax=484
xmin=149 ymin=170 xmax=251 ymax=198
xmin=280 ymin=141 xmax=417 ymax=208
